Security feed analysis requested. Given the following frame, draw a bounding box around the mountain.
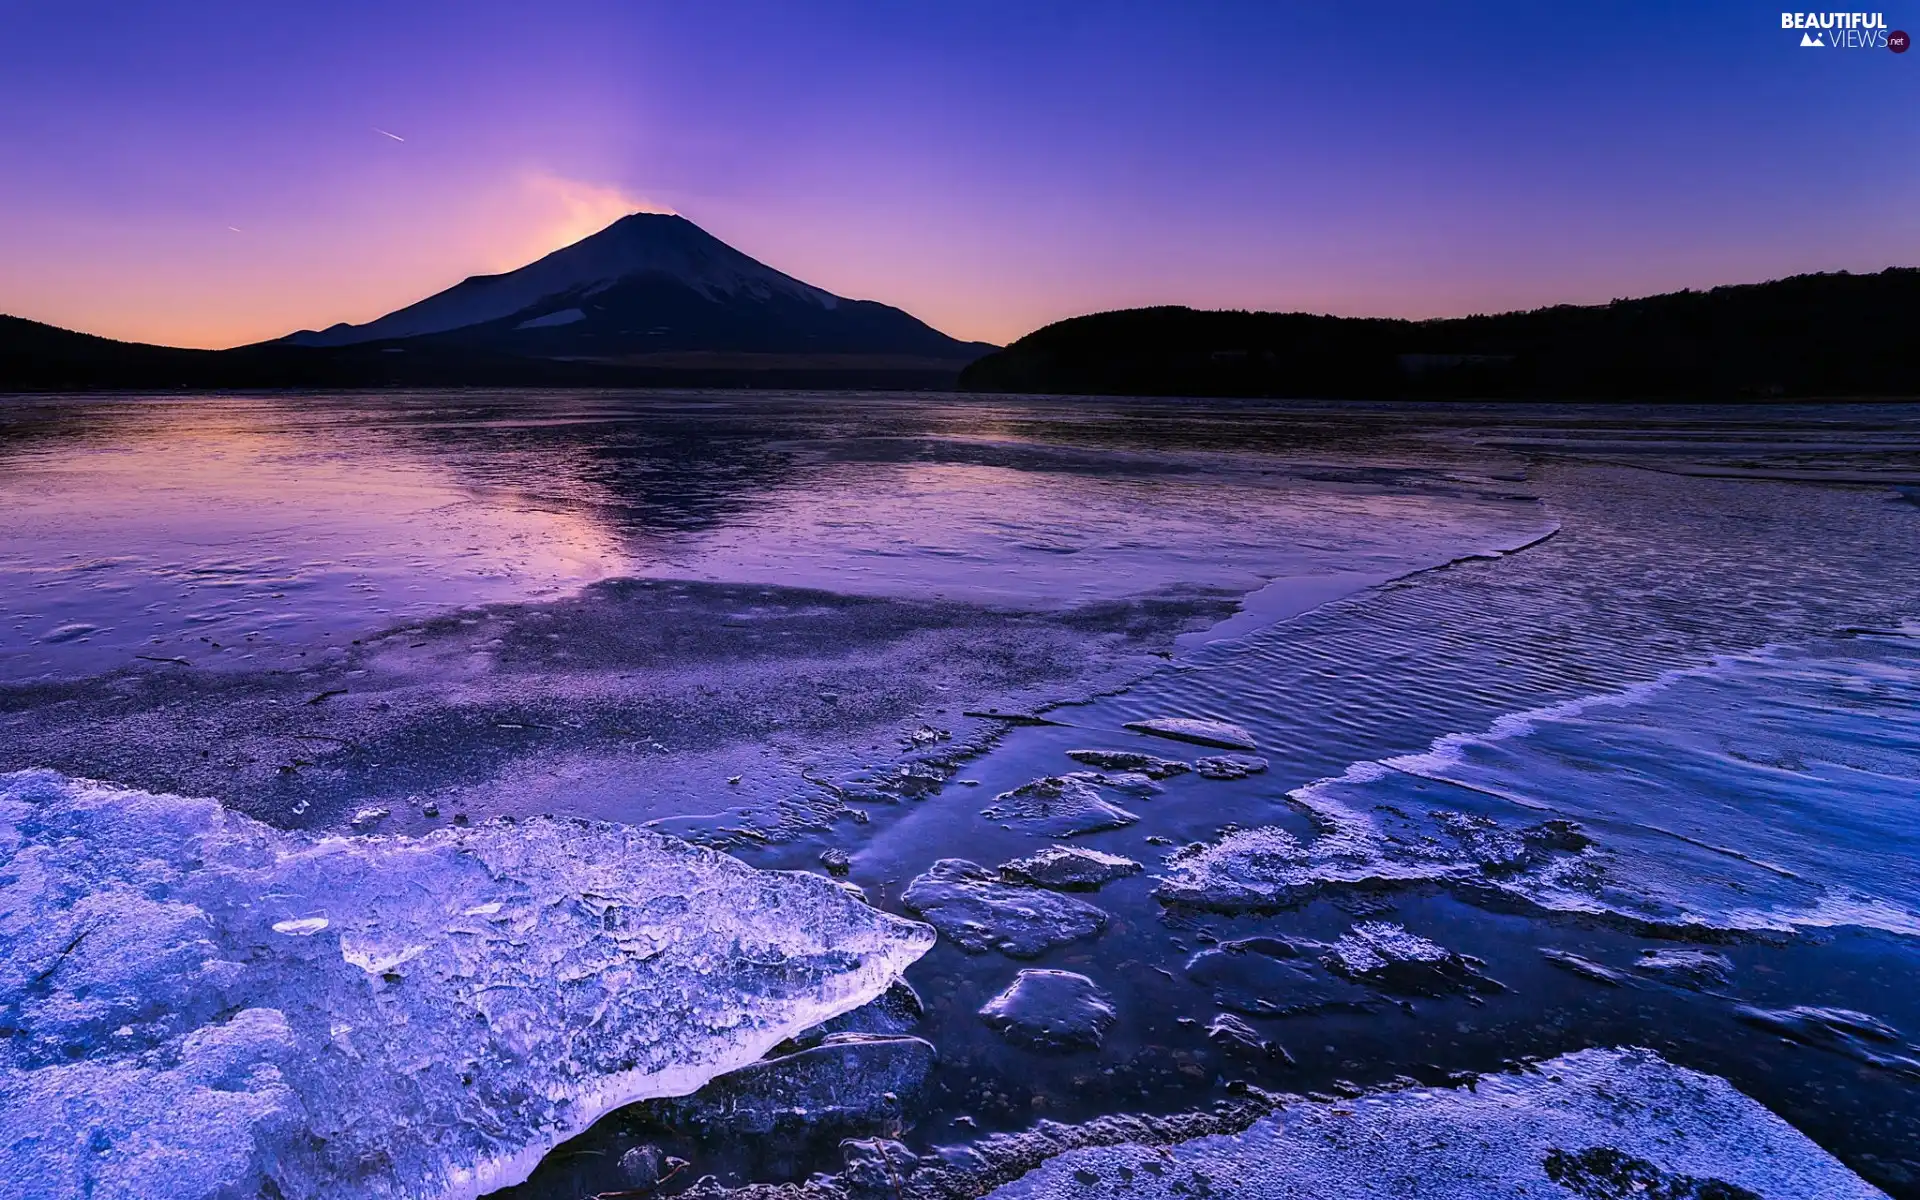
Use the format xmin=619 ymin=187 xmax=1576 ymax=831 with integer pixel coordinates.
xmin=280 ymin=213 xmax=994 ymax=365
xmin=1 ymin=214 xmax=994 ymax=392
xmin=959 ymin=269 xmax=1920 ymax=402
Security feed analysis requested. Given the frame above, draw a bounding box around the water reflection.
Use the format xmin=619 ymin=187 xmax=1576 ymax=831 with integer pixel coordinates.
xmin=0 ymin=391 xmax=1547 ymax=681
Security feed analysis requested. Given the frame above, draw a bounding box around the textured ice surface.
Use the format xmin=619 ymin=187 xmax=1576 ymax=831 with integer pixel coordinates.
xmin=977 ymin=971 xmax=1117 ymax=1052
xmin=901 ymin=860 xmax=1108 ymax=957
xmin=1153 ymin=822 xmax=1454 ymax=912
xmin=1733 ymin=1006 xmax=1920 ymax=1079
xmin=1204 ymin=1012 xmax=1291 ymax=1061
xmin=1121 ymin=717 xmax=1258 ymax=751
xmin=979 ymin=775 xmax=1140 ymax=838
xmin=997 ymin=846 xmax=1142 ymax=891
xmin=636 ymin=1034 xmax=937 ymax=1137
xmin=1155 ymin=638 xmax=1920 ymax=940
xmin=1192 ymin=754 xmax=1268 ymax=780
xmin=1062 ymin=749 xmax=1190 ymax=779
xmin=1322 ymin=922 xmax=1503 ymax=997
xmin=1183 ymin=937 xmax=1373 ymax=1018
xmin=1540 ymin=948 xmax=1630 ymax=987
xmin=984 ymin=1048 xmax=1887 ymax=1200
xmin=1632 ymin=948 xmax=1734 ymax=991
xmin=0 ymin=769 xmax=934 ymax=1200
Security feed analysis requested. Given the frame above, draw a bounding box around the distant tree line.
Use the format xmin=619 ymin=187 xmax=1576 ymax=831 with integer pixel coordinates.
xmin=959 ymin=269 xmax=1920 ymax=401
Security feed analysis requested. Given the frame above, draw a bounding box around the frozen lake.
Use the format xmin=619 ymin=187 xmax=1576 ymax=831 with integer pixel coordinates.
xmin=2 ymin=392 xmax=1917 ymax=1198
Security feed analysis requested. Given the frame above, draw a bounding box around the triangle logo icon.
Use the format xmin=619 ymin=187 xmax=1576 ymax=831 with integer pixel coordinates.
xmin=1800 ymin=31 xmax=1824 ymax=45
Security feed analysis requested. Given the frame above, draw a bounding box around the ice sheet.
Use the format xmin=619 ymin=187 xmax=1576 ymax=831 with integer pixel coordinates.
xmin=985 ymin=1048 xmax=1885 ymax=1200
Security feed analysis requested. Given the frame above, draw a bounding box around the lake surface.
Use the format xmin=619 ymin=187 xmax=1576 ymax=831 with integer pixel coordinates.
xmin=2 ymin=392 xmax=1917 ymax=1198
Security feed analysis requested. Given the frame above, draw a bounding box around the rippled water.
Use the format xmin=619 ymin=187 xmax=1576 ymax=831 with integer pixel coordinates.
xmin=4 ymin=393 xmax=1919 ymax=1198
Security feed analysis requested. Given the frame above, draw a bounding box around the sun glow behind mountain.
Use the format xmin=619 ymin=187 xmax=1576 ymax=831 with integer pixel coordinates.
xmin=510 ymin=174 xmax=679 ymax=271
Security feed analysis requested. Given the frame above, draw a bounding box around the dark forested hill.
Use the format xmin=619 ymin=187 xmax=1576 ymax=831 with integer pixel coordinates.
xmin=959 ymin=269 xmax=1920 ymax=401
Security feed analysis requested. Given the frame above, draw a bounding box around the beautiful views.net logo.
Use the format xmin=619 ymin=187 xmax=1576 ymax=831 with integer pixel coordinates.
xmin=1781 ymin=11 xmax=1909 ymax=50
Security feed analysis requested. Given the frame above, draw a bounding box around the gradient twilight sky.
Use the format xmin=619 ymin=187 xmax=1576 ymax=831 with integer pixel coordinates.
xmin=1 ymin=1 xmax=1914 ymax=348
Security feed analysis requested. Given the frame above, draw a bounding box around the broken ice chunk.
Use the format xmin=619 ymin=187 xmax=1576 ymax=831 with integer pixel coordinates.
xmin=1322 ymin=922 xmax=1504 ymax=997
xmin=998 ymin=846 xmax=1142 ymax=891
xmin=1631 ymin=948 xmax=1734 ymax=991
xmin=0 ymin=768 xmax=934 ymax=1200
xmin=1193 ymin=754 xmax=1268 ymax=780
xmin=902 ymin=859 xmax=1108 ymax=957
xmin=978 ymin=970 xmax=1117 ymax=1051
xmin=1122 ymin=717 xmax=1258 ymax=751
xmin=1064 ymin=749 xmax=1190 ymax=778
xmin=981 ymin=774 xmax=1139 ymax=837
xmin=1205 ymin=1012 xmax=1292 ymax=1062
xmin=1184 ymin=936 xmax=1373 ymax=1018
xmin=1733 ymin=1004 xmax=1920 ymax=1078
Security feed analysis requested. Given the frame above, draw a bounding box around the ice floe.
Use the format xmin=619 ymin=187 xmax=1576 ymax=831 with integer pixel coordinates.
xmin=1732 ymin=1005 xmax=1920 ymax=1079
xmin=1063 ymin=749 xmax=1190 ymax=779
xmin=978 ymin=970 xmax=1117 ymax=1051
xmin=1631 ymin=948 xmax=1734 ymax=991
xmin=979 ymin=775 xmax=1140 ymax=837
xmin=1183 ymin=936 xmax=1373 ymax=1018
xmin=997 ymin=846 xmax=1142 ymax=891
xmin=983 ymin=1048 xmax=1886 ymax=1200
xmin=1323 ymin=921 xmax=1504 ymax=997
xmin=901 ymin=860 xmax=1108 ymax=957
xmin=1192 ymin=753 xmax=1268 ymax=780
xmin=1204 ymin=1012 xmax=1291 ymax=1062
xmin=1121 ymin=717 xmax=1258 ymax=751
xmin=0 ymin=768 xmax=933 ymax=1200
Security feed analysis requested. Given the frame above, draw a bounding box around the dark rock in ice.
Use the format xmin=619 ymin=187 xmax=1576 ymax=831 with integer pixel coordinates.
xmin=1733 ymin=1005 xmax=1920 ymax=1079
xmin=980 ymin=774 xmax=1140 ymax=837
xmin=617 ymin=1143 xmax=664 ymax=1189
xmin=1065 ymin=749 xmax=1191 ymax=779
xmin=1543 ymin=1146 xmax=1760 ymax=1200
xmin=1193 ymin=754 xmax=1268 ymax=780
xmin=902 ymin=859 xmax=1109 ymax=957
xmin=978 ymin=970 xmax=1117 ymax=1051
xmin=1540 ymin=948 xmax=1629 ymax=987
xmin=999 ymin=845 xmax=1143 ymax=891
xmin=818 ymin=847 xmax=853 ymax=876
xmin=639 ymin=1033 xmax=935 ymax=1136
xmin=1631 ymin=948 xmax=1733 ymax=991
xmin=1123 ymin=716 xmax=1259 ymax=751
xmin=1185 ymin=937 xmax=1374 ymax=1017
xmin=837 ymin=1138 xmax=924 ymax=1200
xmin=1206 ymin=1012 xmax=1293 ymax=1063
xmin=1323 ymin=922 xmax=1504 ymax=997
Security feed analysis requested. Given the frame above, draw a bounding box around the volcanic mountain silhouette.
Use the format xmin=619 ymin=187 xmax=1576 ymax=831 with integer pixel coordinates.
xmin=281 ymin=213 xmax=992 ymax=364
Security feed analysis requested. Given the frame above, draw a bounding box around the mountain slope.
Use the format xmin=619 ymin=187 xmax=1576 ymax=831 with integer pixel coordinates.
xmin=959 ymin=269 xmax=1920 ymax=401
xmin=282 ymin=213 xmax=992 ymax=362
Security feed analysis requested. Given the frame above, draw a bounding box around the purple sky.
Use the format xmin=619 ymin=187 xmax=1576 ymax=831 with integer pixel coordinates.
xmin=1 ymin=1 xmax=1913 ymax=348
